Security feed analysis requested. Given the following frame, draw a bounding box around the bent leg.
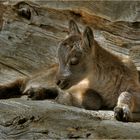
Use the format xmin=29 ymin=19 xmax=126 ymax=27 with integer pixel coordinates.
xmin=24 ymin=86 xmax=59 ymax=100
xmin=114 ymin=91 xmax=135 ymax=122
xmin=55 ymin=91 xmax=72 ymax=106
xmin=56 ymin=89 xmax=103 ymax=110
xmin=82 ymin=89 xmax=102 ymax=110
xmin=0 ymin=78 xmax=24 ymax=99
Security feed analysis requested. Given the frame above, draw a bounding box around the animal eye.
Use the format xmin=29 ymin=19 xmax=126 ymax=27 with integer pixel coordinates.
xmin=70 ymin=57 xmax=79 ymax=65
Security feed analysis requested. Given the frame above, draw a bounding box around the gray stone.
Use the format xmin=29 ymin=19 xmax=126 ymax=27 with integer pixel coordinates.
xmin=1 ymin=1 xmax=140 ymax=139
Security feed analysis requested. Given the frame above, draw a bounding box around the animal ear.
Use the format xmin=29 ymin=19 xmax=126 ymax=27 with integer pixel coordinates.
xmin=69 ymin=19 xmax=81 ymax=35
xmin=83 ymin=26 xmax=94 ymax=48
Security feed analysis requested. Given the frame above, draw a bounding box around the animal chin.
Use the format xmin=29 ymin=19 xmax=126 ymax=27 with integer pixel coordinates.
xmin=60 ymin=82 xmax=70 ymax=90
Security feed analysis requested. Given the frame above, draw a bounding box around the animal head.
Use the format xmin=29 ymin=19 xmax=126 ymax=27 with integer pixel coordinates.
xmin=56 ymin=20 xmax=95 ymax=90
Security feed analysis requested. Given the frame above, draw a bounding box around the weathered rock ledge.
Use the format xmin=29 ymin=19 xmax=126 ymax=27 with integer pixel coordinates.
xmin=1 ymin=1 xmax=140 ymax=139
xmin=0 ymin=98 xmax=140 ymax=139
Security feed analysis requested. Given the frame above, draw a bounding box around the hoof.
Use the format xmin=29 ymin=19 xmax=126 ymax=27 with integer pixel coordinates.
xmin=114 ymin=106 xmax=132 ymax=122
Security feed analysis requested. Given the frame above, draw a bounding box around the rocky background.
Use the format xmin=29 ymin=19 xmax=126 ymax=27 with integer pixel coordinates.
xmin=0 ymin=1 xmax=140 ymax=139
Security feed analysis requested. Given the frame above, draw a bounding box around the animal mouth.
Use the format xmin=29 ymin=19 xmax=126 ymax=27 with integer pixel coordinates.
xmin=60 ymin=81 xmax=70 ymax=90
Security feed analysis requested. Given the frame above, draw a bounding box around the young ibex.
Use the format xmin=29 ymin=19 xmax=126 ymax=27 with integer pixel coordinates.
xmin=55 ymin=20 xmax=140 ymax=122
xmin=0 ymin=20 xmax=140 ymax=122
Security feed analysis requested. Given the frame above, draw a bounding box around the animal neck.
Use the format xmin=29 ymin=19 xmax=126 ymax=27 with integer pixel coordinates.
xmin=87 ymin=40 xmax=123 ymax=87
xmin=92 ymin=40 xmax=121 ymax=67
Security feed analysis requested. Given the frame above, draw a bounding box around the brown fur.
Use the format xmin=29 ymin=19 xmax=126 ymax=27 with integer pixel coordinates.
xmin=56 ymin=20 xmax=140 ymax=122
xmin=0 ymin=20 xmax=140 ymax=122
xmin=0 ymin=64 xmax=59 ymax=100
xmin=0 ymin=78 xmax=25 ymax=99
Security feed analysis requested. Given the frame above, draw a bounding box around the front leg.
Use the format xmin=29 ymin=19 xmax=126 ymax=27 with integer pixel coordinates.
xmin=82 ymin=89 xmax=103 ymax=110
xmin=56 ymin=89 xmax=103 ymax=110
xmin=114 ymin=91 xmax=134 ymax=122
xmin=24 ymin=86 xmax=59 ymax=100
xmin=0 ymin=78 xmax=24 ymax=99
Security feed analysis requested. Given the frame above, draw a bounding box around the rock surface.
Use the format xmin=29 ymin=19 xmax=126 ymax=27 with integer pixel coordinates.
xmin=0 ymin=1 xmax=140 ymax=139
xmin=0 ymin=99 xmax=140 ymax=139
